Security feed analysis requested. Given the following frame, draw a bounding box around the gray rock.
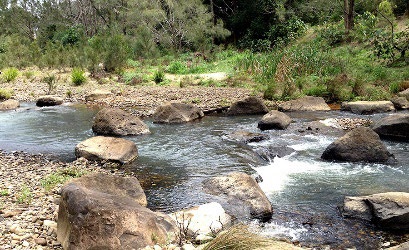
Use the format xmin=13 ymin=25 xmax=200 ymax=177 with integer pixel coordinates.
xmin=226 ymin=97 xmax=268 ymax=115
xmin=0 ymin=99 xmax=19 ymax=110
xmin=57 ymin=173 xmax=175 ymax=250
xmin=153 ymin=102 xmax=204 ymax=123
xmin=168 ymin=202 xmax=231 ymax=237
xmin=225 ymin=131 xmax=269 ymax=144
xmin=85 ymin=89 xmax=113 ymax=102
xmin=203 ymin=172 xmax=273 ymax=221
xmin=278 ymin=96 xmax=331 ymax=112
xmin=390 ymin=97 xmax=409 ymax=110
xmin=75 ymin=136 xmax=138 ymax=164
xmin=255 ymin=146 xmax=296 ymax=161
xmin=398 ymin=88 xmax=409 ymax=100
xmin=92 ymin=108 xmax=150 ymax=136
xmin=36 ymin=95 xmax=63 ymax=107
xmin=387 ymin=241 xmax=409 ymax=250
xmin=372 ymin=114 xmax=409 ymax=141
xmin=258 ymin=110 xmax=292 ymax=130
xmin=321 ymin=127 xmax=394 ymax=163
xmin=342 ymin=192 xmax=409 ymax=230
xmin=341 ymin=101 xmax=395 ymax=115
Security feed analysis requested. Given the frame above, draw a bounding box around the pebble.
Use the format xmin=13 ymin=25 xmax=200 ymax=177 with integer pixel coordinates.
xmin=34 ymin=238 xmax=47 ymax=246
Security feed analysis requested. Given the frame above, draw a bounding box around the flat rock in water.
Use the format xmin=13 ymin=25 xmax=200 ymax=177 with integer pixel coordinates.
xmin=372 ymin=114 xmax=409 ymax=141
xmin=168 ymin=202 xmax=231 ymax=237
xmin=0 ymin=99 xmax=19 ymax=110
xmin=226 ymin=97 xmax=268 ymax=115
xmin=321 ymin=127 xmax=394 ymax=163
xmin=85 ymin=89 xmax=113 ymax=101
xmin=203 ymin=172 xmax=273 ymax=221
xmin=57 ymin=173 xmax=175 ymax=249
xmin=390 ymin=97 xmax=409 ymax=110
xmin=153 ymin=102 xmax=204 ymax=123
xmin=258 ymin=110 xmax=291 ymax=130
xmin=278 ymin=96 xmax=331 ymax=112
xmin=341 ymin=101 xmax=395 ymax=115
xmin=342 ymin=192 xmax=409 ymax=230
xmin=75 ymin=136 xmax=138 ymax=164
xmin=92 ymin=107 xmax=150 ymax=136
xmin=225 ymin=130 xmax=269 ymax=144
xmin=36 ymin=95 xmax=63 ymax=107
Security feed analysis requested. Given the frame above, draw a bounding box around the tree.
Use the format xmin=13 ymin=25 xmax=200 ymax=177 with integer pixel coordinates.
xmin=344 ymin=0 xmax=354 ymax=34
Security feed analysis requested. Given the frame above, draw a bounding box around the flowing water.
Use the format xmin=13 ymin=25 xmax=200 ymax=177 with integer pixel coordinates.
xmin=1 ymin=103 xmax=409 ymax=249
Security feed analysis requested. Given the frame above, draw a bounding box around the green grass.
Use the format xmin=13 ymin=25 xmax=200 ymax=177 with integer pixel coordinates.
xmin=16 ymin=185 xmax=33 ymax=204
xmin=41 ymin=167 xmax=88 ymax=192
xmin=71 ymin=68 xmax=86 ymax=86
xmin=0 ymin=189 xmax=9 ymax=196
xmin=2 ymin=67 xmax=19 ymax=82
xmin=0 ymin=88 xmax=13 ymax=100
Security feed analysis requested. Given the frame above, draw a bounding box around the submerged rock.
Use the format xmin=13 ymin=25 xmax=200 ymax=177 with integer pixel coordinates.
xmin=341 ymin=101 xmax=395 ymax=115
xmin=75 ymin=136 xmax=138 ymax=164
xmin=372 ymin=114 xmax=409 ymax=141
xmin=225 ymin=130 xmax=269 ymax=144
xmin=203 ymin=172 xmax=273 ymax=221
xmin=92 ymin=107 xmax=150 ymax=136
xmin=258 ymin=110 xmax=292 ymax=130
xmin=168 ymin=202 xmax=231 ymax=237
xmin=58 ymin=173 xmax=176 ymax=249
xmin=342 ymin=192 xmax=409 ymax=230
xmin=153 ymin=102 xmax=204 ymax=123
xmin=0 ymin=99 xmax=19 ymax=110
xmin=36 ymin=95 xmax=63 ymax=107
xmin=278 ymin=96 xmax=331 ymax=112
xmin=226 ymin=97 xmax=269 ymax=115
xmin=321 ymin=127 xmax=394 ymax=163
xmin=254 ymin=146 xmax=295 ymax=161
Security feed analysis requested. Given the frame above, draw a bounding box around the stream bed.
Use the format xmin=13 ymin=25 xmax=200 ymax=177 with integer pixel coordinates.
xmin=0 ymin=103 xmax=408 ymax=249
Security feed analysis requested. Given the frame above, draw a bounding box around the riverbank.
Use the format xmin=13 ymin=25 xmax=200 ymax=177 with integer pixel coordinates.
xmin=0 ymin=68 xmax=262 ymax=117
xmin=0 ymin=151 xmax=129 ymax=250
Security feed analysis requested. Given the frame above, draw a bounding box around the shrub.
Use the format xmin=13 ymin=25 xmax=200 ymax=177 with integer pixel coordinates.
xmin=0 ymin=89 xmax=12 ymax=100
xmin=167 ymin=61 xmax=187 ymax=74
xmin=71 ymin=68 xmax=86 ymax=86
xmin=2 ymin=67 xmax=19 ymax=82
xmin=43 ymin=74 xmax=57 ymax=94
xmin=41 ymin=167 xmax=87 ymax=192
xmin=153 ymin=69 xmax=165 ymax=84
xmin=319 ymin=22 xmax=345 ymax=46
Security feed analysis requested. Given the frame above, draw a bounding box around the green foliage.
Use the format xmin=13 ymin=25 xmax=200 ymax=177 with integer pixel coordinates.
xmin=263 ymin=82 xmax=276 ymax=100
xmin=0 ymin=189 xmax=9 ymax=196
xmin=153 ymin=69 xmax=165 ymax=84
xmin=353 ymin=12 xmax=378 ymax=42
xmin=41 ymin=167 xmax=87 ymax=192
xmin=0 ymin=89 xmax=13 ymax=100
xmin=23 ymin=71 xmax=35 ymax=79
xmin=43 ymin=74 xmax=57 ymax=94
xmin=319 ymin=22 xmax=345 ymax=46
xmin=71 ymin=68 xmax=86 ymax=86
xmin=2 ymin=67 xmax=19 ymax=82
xmin=16 ymin=185 xmax=33 ymax=205
xmin=167 ymin=61 xmax=188 ymax=74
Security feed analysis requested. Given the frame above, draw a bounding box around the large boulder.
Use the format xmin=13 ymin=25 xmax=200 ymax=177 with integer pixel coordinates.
xmin=390 ymin=97 xmax=409 ymax=110
xmin=278 ymin=96 xmax=331 ymax=112
xmin=226 ymin=97 xmax=269 ymax=116
xmin=57 ymin=173 xmax=176 ymax=250
xmin=92 ymin=108 xmax=150 ymax=136
xmin=258 ymin=110 xmax=291 ymax=130
xmin=321 ymin=127 xmax=394 ymax=163
xmin=342 ymin=192 xmax=409 ymax=230
xmin=153 ymin=102 xmax=204 ymax=123
xmin=75 ymin=136 xmax=138 ymax=164
xmin=372 ymin=114 xmax=409 ymax=141
xmin=85 ymin=89 xmax=113 ymax=102
xmin=36 ymin=95 xmax=64 ymax=107
xmin=387 ymin=242 xmax=409 ymax=250
xmin=168 ymin=202 xmax=231 ymax=238
xmin=341 ymin=101 xmax=395 ymax=115
xmin=203 ymin=172 xmax=273 ymax=221
xmin=0 ymin=99 xmax=19 ymax=110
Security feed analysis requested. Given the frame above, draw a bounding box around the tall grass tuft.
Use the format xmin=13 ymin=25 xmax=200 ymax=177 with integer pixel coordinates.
xmin=2 ymin=67 xmax=19 ymax=82
xmin=202 ymin=224 xmax=271 ymax=250
xmin=0 ymin=89 xmax=12 ymax=100
xmin=71 ymin=68 xmax=86 ymax=86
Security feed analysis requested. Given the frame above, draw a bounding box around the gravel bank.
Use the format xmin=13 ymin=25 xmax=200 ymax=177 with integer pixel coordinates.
xmin=0 ymin=151 xmax=129 ymax=250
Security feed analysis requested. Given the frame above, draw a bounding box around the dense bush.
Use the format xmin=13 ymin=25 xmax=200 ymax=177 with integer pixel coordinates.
xmin=153 ymin=69 xmax=165 ymax=84
xmin=71 ymin=68 xmax=86 ymax=86
xmin=2 ymin=67 xmax=19 ymax=82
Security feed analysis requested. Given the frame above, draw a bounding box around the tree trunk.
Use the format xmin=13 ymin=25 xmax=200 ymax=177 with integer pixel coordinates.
xmin=344 ymin=0 xmax=354 ymax=33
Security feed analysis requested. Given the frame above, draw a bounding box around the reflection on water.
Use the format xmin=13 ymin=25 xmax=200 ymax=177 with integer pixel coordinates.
xmin=0 ymin=103 xmax=408 ymax=248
